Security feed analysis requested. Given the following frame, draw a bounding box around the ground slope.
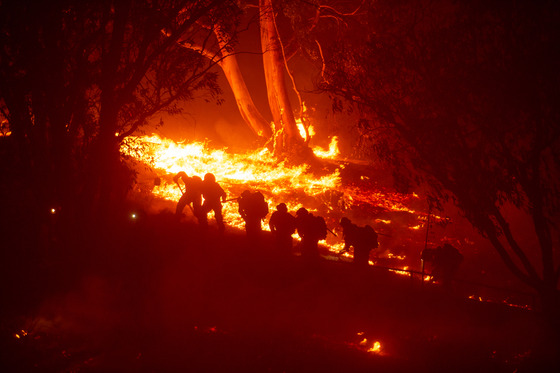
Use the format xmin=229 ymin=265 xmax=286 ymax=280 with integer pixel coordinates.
xmin=0 ymin=211 xmax=556 ymax=372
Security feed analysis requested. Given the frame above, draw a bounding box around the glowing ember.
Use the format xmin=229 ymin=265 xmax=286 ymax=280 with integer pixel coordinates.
xmin=367 ymin=341 xmax=382 ymax=353
xmin=375 ymin=219 xmax=392 ymax=224
xmin=467 ymin=295 xmax=532 ymax=310
xmin=357 ymin=333 xmax=383 ymax=354
xmin=14 ymin=329 xmax=28 ymax=339
xmin=0 ymin=119 xmax=10 ymax=136
xmin=389 ymin=266 xmax=411 ymax=276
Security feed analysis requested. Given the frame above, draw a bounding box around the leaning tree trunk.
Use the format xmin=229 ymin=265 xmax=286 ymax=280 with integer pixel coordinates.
xmin=215 ymin=27 xmax=272 ymax=141
xmin=259 ymin=0 xmax=305 ymax=155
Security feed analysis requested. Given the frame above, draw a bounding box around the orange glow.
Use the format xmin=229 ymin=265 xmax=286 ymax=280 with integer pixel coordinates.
xmin=357 ymin=333 xmax=383 ymax=354
xmin=14 ymin=329 xmax=27 ymax=339
xmin=120 ymin=134 xmax=423 ymax=256
xmin=296 ymin=119 xmax=315 ymax=141
xmin=389 ymin=266 xmax=410 ymax=276
xmin=0 ymin=119 xmax=10 ymax=136
xmin=367 ymin=341 xmax=382 ymax=353
xmin=467 ymin=295 xmax=532 ymax=310
xmin=375 ymin=219 xmax=391 ymax=224
xmin=312 ymin=136 xmax=339 ymax=158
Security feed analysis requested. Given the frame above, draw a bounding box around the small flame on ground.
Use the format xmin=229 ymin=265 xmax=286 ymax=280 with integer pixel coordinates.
xmin=468 ymin=294 xmax=532 ymax=310
xmin=368 ymin=341 xmax=382 ymax=353
xmin=357 ymin=334 xmax=383 ymax=354
xmin=14 ymin=329 xmax=28 ymax=339
xmin=389 ymin=266 xmax=410 ymax=276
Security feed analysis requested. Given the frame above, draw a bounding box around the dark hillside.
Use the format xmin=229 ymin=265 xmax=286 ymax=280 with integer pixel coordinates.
xmin=0 ymin=210 xmax=556 ymax=372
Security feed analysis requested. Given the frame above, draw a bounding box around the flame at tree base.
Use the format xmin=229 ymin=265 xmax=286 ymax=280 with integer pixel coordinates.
xmin=120 ymin=134 xmax=433 ymax=265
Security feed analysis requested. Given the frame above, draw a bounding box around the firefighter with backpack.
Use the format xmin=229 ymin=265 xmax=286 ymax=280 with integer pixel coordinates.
xmin=339 ymin=217 xmax=379 ymax=267
xmin=238 ymin=189 xmax=269 ymax=239
xmin=269 ymin=203 xmax=296 ymax=254
xmin=295 ymin=208 xmax=328 ymax=264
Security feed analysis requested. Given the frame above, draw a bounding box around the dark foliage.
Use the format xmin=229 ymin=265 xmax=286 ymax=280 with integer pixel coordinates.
xmin=0 ymin=0 xmax=235 ymax=258
xmin=318 ymin=0 xmax=560 ymax=319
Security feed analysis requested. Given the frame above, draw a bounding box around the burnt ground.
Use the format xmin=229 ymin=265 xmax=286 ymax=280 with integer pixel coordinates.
xmin=1 ymin=209 xmax=559 ymax=373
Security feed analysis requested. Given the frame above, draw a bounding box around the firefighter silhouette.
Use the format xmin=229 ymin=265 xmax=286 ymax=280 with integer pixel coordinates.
xmin=295 ymin=208 xmax=327 ymax=264
xmin=200 ymin=173 xmax=227 ymax=230
xmin=339 ymin=217 xmax=378 ymax=267
xmin=238 ymin=190 xmax=269 ymax=238
xmin=174 ymin=172 xmax=203 ymax=220
xmin=268 ymin=203 xmax=296 ymax=253
xmin=422 ymin=243 xmax=463 ymax=288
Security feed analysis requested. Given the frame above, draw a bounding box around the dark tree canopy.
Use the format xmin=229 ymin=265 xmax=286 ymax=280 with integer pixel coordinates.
xmin=0 ymin=0 xmax=235 ymax=222
xmin=319 ymin=0 xmax=560 ymax=309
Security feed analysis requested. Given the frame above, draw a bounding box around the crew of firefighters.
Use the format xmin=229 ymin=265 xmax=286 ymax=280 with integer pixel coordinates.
xmin=172 ymin=170 xmax=462 ymax=283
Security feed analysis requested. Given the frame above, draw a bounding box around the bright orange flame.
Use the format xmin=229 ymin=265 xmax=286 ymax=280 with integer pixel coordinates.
xmin=312 ymin=136 xmax=339 ymax=158
xmin=357 ymin=333 xmax=382 ymax=354
xmin=296 ymin=119 xmax=315 ymax=141
xmin=121 ymin=134 xmax=342 ymax=232
xmin=120 ymin=134 xmax=423 ymax=255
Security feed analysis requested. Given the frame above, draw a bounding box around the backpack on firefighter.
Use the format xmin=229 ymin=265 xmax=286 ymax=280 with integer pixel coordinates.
xmin=239 ymin=190 xmax=269 ymax=221
xmin=252 ymin=191 xmax=269 ymax=220
xmin=361 ymin=224 xmax=378 ymax=250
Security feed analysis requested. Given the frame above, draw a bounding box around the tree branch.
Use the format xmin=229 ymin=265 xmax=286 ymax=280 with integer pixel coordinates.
xmin=483 ymin=216 xmax=540 ymax=289
xmin=492 ymin=206 xmax=541 ymax=282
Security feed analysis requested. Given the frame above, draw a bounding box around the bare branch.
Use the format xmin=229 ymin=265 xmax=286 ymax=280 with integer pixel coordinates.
xmin=315 ymin=39 xmax=327 ymax=83
xmin=492 ymin=206 xmax=541 ymax=281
